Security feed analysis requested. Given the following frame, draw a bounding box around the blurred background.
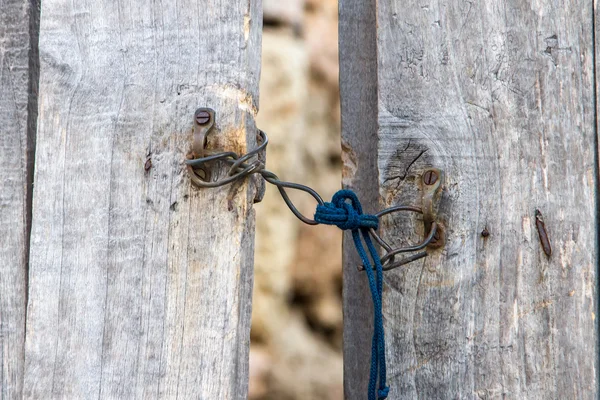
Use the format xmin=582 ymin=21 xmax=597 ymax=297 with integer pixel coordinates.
xmin=249 ymin=0 xmax=343 ymax=398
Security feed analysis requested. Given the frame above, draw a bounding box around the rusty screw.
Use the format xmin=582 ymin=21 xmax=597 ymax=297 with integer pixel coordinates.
xmin=195 ymin=109 xmax=211 ymax=125
xmin=423 ymin=170 xmax=439 ymax=185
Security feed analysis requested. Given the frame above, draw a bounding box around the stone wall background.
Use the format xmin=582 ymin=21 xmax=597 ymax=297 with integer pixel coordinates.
xmin=249 ymin=1 xmax=343 ymax=398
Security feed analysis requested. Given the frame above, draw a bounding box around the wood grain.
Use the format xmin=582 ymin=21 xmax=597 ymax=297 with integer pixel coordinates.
xmin=338 ymin=0 xmax=380 ymax=397
xmin=341 ymin=0 xmax=598 ymax=398
xmin=23 ymin=0 xmax=261 ymax=398
xmin=0 ymin=0 xmax=38 ymax=398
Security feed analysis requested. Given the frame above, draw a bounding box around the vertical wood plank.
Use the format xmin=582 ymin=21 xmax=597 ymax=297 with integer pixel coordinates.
xmin=338 ymin=0 xmax=379 ymax=397
xmin=0 ymin=0 xmax=38 ymax=398
xmin=23 ymin=0 xmax=261 ymax=398
xmin=377 ymin=1 xmax=597 ymax=398
xmin=341 ymin=0 xmax=598 ymax=398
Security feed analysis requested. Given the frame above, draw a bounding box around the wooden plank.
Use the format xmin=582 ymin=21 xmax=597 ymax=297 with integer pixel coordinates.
xmin=23 ymin=0 xmax=261 ymax=398
xmin=0 ymin=0 xmax=38 ymax=398
xmin=338 ymin=0 xmax=380 ymax=397
xmin=341 ymin=0 xmax=598 ymax=398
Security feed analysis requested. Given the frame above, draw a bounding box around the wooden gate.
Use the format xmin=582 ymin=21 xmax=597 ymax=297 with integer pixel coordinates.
xmin=1 ymin=0 xmax=598 ymax=398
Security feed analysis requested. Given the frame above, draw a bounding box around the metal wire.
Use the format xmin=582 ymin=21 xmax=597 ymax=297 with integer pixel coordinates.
xmin=186 ymin=129 xmax=436 ymax=270
xmin=186 ymin=130 xmax=324 ymax=225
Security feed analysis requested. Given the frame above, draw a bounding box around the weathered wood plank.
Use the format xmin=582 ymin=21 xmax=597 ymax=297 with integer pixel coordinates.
xmin=338 ymin=0 xmax=380 ymax=397
xmin=23 ymin=0 xmax=261 ymax=398
xmin=0 ymin=0 xmax=38 ymax=398
xmin=342 ymin=0 xmax=598 ymax=398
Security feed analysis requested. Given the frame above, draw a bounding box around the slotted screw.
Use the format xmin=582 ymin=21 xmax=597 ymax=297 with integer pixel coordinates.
xmin=423 ymin=170 xmax=438 ymax=185
xmin=195 ymin=110 xmax=211 ymax=125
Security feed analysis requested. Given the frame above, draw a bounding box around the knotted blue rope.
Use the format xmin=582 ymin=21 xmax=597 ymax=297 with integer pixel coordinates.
xmin=314 ymin=190 xmax=389 ymax=400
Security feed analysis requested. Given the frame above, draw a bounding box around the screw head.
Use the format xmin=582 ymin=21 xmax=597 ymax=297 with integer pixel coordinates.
xmin=423 ymin=170 xmax=438 ymax=185
xmin=195 ymin=110 xmax=211 ymax=125
xmin=481 ymin=228 xmax=490 ymax=238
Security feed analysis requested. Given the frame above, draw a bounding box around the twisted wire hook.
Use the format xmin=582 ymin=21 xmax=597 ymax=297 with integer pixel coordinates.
xmin=186 ymin=130 xmax=324 ymax=225
xmin=186 ymin=127 xmax=440 ymax=271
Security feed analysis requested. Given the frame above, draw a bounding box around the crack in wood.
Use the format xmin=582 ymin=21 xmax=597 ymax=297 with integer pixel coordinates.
xmin=383 ymin=147 xmax=428 ymax=191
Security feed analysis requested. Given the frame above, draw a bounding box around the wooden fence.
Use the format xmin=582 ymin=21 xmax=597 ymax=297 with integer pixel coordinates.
xmin=1 ymin=0 xmax=598 ymax=398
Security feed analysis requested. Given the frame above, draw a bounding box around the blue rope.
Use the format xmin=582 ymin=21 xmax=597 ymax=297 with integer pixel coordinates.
xmin=314 ymin=190 xmax=389 ymax=400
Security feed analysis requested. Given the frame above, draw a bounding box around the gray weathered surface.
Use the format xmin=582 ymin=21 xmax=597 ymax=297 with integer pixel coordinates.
xmin=338 ymin=0 xmax=379 ymax=397
xmin=0 ymin=0 xmax=37 ymax=398
xmin=23 ymin=0 xmax=261 ymax=398
xmin=341 ymin=0 xmax=598 ymax=398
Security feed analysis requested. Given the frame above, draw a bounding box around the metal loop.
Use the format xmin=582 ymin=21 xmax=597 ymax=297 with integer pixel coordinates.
xmin=186 ymin=124 xmax=443 ymax=272
xmin=378 ymin=222 xmax=437 ymax=266
xmin=261 ymin=170 xmax=324 ymax=225
xmin=187 ymin=130 xmax=323 ymax=224
xmin=369 ymin=205 xmax=423 ymax=251
xmin=188 ymin=161 xmax=263 ymax=188
xmin=357 ymin=206 xmax=438 ymax=272
xmin=229 ymin=130 xmax=268 ymax=174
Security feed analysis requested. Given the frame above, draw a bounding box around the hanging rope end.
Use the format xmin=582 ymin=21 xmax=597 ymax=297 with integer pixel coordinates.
xmin=378 ymin=386 xmax=390 ymax=399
